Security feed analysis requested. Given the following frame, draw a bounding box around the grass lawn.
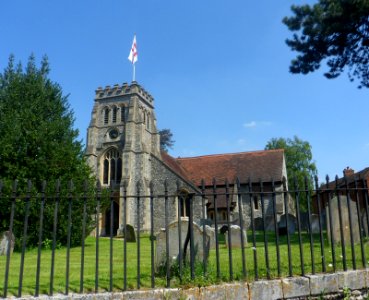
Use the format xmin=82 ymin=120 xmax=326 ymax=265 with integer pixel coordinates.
xmin=0 ymin=231 xmax=368 ymax=297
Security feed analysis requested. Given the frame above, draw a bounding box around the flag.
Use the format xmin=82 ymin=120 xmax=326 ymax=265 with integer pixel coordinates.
xmin=128 ymin=35 xmax=138 ymax=64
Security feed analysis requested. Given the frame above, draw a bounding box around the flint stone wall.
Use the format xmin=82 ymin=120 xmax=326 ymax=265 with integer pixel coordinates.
xmin=237 ymin=183 xmax=286 ymax=231
xmin=145 ymin=154 xmax=202 ymax=233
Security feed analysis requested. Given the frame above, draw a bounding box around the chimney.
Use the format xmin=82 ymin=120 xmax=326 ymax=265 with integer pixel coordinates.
xmin=343 ymin=166 xmax=354 ymax=177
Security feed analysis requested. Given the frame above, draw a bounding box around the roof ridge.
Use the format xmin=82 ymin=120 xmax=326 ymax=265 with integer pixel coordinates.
xmin=176 ymin=149 xmax=283 ymax=160
xmin=153 ymin=152 xmax=201 ymax=192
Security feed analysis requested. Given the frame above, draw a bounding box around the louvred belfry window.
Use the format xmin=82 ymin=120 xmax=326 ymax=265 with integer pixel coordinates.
xmin=104 ymin=108 xmax=109 ymax=124
xmin=121 ymin=106 xmax=126 ymax=122
xmin=112 ymin=106 xmax=117 ymax=123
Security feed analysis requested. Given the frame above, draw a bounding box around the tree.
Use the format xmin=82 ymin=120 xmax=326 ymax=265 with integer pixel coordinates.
xmin=0 ymin=55 xmax=95 ymax=249
xmin=265 ymin=136 xmax=318 ymax=208
xmin=283 ymin=0 xmax=369 ymax=88
xmin=159 ymin=128 xmax=175 ymax=152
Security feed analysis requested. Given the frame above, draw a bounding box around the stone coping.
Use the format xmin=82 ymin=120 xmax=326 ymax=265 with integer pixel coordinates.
xmin=11 ymin=269 xmax=369 ymax=300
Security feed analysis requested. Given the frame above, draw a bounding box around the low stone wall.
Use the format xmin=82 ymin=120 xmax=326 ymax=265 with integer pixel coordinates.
xmin=16 ymin=269 xmax=369 ymax=300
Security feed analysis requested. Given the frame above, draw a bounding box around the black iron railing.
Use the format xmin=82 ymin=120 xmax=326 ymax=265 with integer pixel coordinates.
xmin=0 ymin=176 xmax=368 ymax=298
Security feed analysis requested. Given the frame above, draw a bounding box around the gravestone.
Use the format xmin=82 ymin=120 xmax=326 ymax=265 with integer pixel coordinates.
xmin=264 ymin=215 xmax=276 ymax=231
xmin=300 ymin=212 xmax=321 ymax=233
xmin=278 ymin=213 xmax=296 ymax=235
xmin=299 ymin=212 xmax=309 ymax=232
xmin=0 ymin=231 xmax=15 ymax=256
xmin=253 ymin=217 xmax=264 ymax=231
xmin=361 ymin=210 xmax=369 ymax=237
xmin=204 ymin=225 xmax=216 ymax=249
xmin=326 ymin=195 xmax=360 ymax=245
xmin=310 ymin=214 xmax=322 ymax=233
xmin=220 ymin=225 xmax=228 ymax=234
xmin=253 ymin=216 xmax=275 ymax=231
xmin=122 ymin=224 xmax=136 ymax=242
xmin=225 ymin=225 xmax=248 ymax=248
xmin=199 ymin=218 xmax=212 ymax=227
xmin=155 ymin=219 xmax=210 ymax=269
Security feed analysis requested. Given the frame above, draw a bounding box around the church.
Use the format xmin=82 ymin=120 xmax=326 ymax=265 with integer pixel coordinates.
xmin=85 ymin=81 xmax=288 ymax=236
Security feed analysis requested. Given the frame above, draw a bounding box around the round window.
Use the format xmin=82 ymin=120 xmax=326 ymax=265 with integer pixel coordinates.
xmin=109 ymin=129 xmax=119 ymax=139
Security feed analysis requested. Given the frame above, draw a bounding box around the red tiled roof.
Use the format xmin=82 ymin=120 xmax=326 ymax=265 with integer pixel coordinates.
xmin=160 ymin=150 xmax=192 ymax=182
xmin=175 ymin=149 xmax=285 ymax=186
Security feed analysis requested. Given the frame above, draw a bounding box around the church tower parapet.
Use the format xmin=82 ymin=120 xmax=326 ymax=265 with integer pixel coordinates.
xmin=94 ymin=82 xmax=154 ymax=105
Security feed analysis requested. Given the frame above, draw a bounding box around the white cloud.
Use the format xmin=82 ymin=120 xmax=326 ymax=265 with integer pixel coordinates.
xmin=244 ymin=121 xmax=257 ymax=128
xmin=243 ymin=121 xmax=272 ymax=128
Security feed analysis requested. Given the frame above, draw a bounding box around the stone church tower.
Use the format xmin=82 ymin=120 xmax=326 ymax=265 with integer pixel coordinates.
xmin=85 ymin=81 xmax=287 ymax=237
xmin=85 ymin=81 xmax=161 ymax=235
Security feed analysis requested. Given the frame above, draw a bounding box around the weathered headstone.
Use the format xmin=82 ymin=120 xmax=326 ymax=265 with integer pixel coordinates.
xmin=299 ymin=212 xmax=321 ymax=233
xmin=361 ymin=209 xmax=369 ymax=237
xmin=310 ymin=214 xmax=322 ymax=233
xmin=204 ymin=225 xmax=216 ymax=249
xmin=326 ymin=195 xmax=360 ymax=245
xmin=253 ymin=216 xmax=275 ymax=231
xmin=299 ymin=212 xmax=309 ymax=232
xmin=0 ymin=231 xmax=15 ymax=256
xmin=264 ymin=215 xmax=276 ymax=231
xmin=122 ymin=224 xmax=136 ymax=242
xmin=199 ymin=218 xmax=212 ymax=227
xmin=253 ymin=217 xmax=264 ymax=231
xmin=155 ymin=219 xmax=210 ymax=269
xmin=225 ymin=225 xmax=248 ymax=248
xmin=278 ymin=213 xmax=296 ymax=235
xmin=220 ymin=225 xmax=228 ymax=234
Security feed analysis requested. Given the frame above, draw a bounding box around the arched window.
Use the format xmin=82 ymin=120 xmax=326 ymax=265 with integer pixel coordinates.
xmin=103 ymin=159 xmax=109 ymax=184
xmin=146 ymin=113 xmax=150 ymax=130
xmin=110 ymin=158 xmax=116 ymax=181
xmin=104 ymin=108 xmax=109 ymax=125
xmin=117 ymin=158 xmax=122 ymax=183
xmin=102 ymin=149 xmax=122 ymax=185
xmin=112 ymin=107 xmax=117 ymax=123
xmin=178 ymin=191 xmax=190 ymax=217
xmin=253 ymin=196 xmax=259 ymax=210
xmin=121 ymin=106 xmax=126 ymax=123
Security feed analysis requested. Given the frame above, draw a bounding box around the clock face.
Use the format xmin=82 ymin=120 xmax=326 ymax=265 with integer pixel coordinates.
xmin=109 ymin=129 xmax=119 ymax=139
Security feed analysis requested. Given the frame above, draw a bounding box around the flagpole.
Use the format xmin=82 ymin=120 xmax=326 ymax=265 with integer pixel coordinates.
xmin=133 ymin=63 xmax=136 ymax=82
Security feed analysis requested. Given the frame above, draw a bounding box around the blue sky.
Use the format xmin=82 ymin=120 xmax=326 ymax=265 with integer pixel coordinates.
xmin=1 ymin=1 xmax=368 ymax=181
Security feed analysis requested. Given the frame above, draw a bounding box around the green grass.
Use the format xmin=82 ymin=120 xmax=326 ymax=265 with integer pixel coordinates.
xmin=0 ymin=231 xmax=368 ymax=297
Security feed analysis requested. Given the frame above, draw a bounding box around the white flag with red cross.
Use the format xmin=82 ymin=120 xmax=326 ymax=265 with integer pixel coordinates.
xmin=128 ymin=35 xmax=138 ymax=64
